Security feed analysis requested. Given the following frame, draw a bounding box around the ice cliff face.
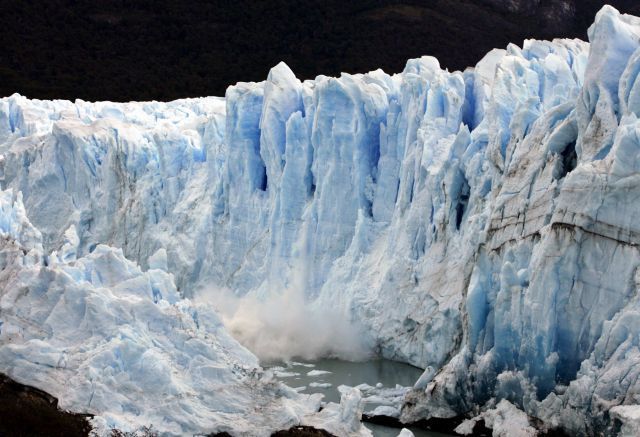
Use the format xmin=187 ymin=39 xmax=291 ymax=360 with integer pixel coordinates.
xmin=1 ymin=4 xmax=640 ymax=436
xmin=0 ymin=189 xmax=330 ymax=435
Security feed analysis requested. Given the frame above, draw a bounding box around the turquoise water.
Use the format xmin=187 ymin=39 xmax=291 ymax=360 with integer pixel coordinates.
xmin=268 ymin=358 xmax=453 ymax=437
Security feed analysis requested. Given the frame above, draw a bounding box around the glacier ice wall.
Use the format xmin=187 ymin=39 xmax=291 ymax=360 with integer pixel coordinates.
xmin=2 ymin=4 xmax=640 ymax=435
xmin=0 ymin=188 xmax=331 ymax=435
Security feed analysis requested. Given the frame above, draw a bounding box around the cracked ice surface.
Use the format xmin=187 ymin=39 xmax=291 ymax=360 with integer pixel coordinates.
xmin=0 ymin=188 xmax=373 ymax=436
xmin=1 ymin=4 xmax=640 ymax=436
xmin=0 ymin=189 xmax=330 ymax=436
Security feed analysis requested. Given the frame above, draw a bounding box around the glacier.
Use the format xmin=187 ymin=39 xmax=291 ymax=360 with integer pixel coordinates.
xmin=0 ymin=187 xmax=374 ymax=436
xmin=1 ymin=4 xmax=640 ymax=436
xmin=0 ymin=189 xmax=320 ymax=435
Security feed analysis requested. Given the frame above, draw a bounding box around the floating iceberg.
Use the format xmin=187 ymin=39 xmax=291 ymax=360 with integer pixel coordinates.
xmin=1 ymin=4 xmax=640 ymax=436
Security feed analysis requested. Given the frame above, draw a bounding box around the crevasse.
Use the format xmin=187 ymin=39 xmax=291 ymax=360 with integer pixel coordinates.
xmin=1 ymin=4 xmax=640 ymax=436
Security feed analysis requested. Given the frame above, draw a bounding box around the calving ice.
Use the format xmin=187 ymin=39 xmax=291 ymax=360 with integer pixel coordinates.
xmin=0 ymin=4 xmax=640 ymax=436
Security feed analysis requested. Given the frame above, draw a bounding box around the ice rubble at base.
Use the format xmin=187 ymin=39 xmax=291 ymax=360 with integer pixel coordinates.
xmin=611 ymin=405 xmax=640 ymax=436
xmin=302 ymin=387 xmax=368 ymax=437
xmin=349 ymin=383 xmax=411 ymax=419
xmin=0 ymin=189 xmax=372 ymax=436
xmin=1 ymin=3 xmax=640 ymax=436
xmin=454 ymin=400 xmax=537 ymax=437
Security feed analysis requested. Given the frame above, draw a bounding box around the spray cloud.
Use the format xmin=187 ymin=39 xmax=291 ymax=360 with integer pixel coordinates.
xmin=196 ymin=271 xmax=371 ymax=363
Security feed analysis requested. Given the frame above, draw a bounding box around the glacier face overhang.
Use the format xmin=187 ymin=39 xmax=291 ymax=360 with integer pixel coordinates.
xmin=1 ymin=4 xmax=640 ymax=436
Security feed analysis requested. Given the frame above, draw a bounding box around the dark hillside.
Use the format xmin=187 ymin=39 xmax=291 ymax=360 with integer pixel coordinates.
xmin=0 ymin=374 xmax=92 ymax=437
xmin=1 ymin=1 xmax=639 ymax=101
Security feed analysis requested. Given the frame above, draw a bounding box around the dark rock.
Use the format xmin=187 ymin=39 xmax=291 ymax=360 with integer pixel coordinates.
xmin=0 ymin=373 xmax=92 ymax=437
xmin=1 ymin=1 xmax=639 ymax=102
xmin=363 ymin=412 xmax=466 ymax=434
xmin=362 ymin=413 xmax=403 ymax=427
xmin=271 ymin=426 xmax=335 ymax=436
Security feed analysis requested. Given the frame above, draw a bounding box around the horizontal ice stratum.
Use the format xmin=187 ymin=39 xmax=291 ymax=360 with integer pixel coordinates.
xmin=3 ymin=4 xmax=640 ymax=436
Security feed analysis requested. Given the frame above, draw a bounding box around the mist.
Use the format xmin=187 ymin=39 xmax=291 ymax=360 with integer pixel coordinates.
xmin=195 ymin=279 xmax=371 ymax=364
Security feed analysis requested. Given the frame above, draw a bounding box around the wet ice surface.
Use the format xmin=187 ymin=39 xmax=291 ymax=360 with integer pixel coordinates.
xmin=269 ymin=359 xmax=453 ymax=437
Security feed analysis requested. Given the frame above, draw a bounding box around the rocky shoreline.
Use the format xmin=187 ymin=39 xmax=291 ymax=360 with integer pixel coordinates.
xmin=0 ymin=373 xmax=341 ymax=437
xmin=0 ymin=373 xmax=92 ymax=437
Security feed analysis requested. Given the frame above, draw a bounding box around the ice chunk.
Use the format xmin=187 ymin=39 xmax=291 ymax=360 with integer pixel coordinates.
xmin=309 ymin=382 xmax=332 ymax=388
xmin=577 ymin=5 xmax=640 ymax=161
xmin=482 ymin=400 xmax=536 ymax=437
xmin=610 ymin=405 xmax=640 ymax=436
xmin=302 ymin=387 xmax=371 ymax=437
xmin=307 ymin=369 xmax=332 ymax=376
xmin=147 ymin=248 xmax=168 ymax=271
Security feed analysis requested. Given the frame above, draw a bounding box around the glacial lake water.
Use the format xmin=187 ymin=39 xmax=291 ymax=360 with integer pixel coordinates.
xmin=268 ymin=358 xmax=453 ymax=437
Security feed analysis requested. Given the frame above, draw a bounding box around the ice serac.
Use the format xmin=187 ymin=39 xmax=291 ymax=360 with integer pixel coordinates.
xmin=0 ymin=188 xmax=329 ymax=436
xmin=401 ymin=6 xmax=640 ymax=436
xmin=577 ymin=5 xmax=640 ymax=161
xmin=1 ymin=5 xmax=640 ymax=436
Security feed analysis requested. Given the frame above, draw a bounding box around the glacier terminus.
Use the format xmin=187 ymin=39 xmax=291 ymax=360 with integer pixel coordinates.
xmin=2 ymin=4 xmax=640 ymax=436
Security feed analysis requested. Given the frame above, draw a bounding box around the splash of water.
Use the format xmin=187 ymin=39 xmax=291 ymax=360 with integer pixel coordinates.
xmin=200 ymin=283 xmax=370 ymax=363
